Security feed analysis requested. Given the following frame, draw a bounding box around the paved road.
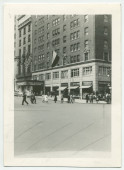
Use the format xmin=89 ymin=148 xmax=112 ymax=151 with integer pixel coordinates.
xmin=14 ymin=96 xmax=111 ymax=158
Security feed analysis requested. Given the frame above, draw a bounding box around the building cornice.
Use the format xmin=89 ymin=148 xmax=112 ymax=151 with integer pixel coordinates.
xmin=32 ymin=59 xmax=111 ymax=74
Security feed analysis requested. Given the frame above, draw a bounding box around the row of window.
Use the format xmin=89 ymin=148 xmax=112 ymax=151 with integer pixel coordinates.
xmin=34 ymin=39 xmax=108 ymax=52
xmin=33 ymin=67 xmax=93 ymax=80
xmin=19 ymin=45 xmax=31 ymax=56
xmin=19 ymin=35 xmax=31 ymax=46
xmin=19 ymin=24 xmax=31 ymax=37
xmin=33 ymin=65 xmax=110 ymax=80
xmin=35 ymin=26 xmax=108 ymax=41
xmin=98 ymin=66 xmax=111 ymax=76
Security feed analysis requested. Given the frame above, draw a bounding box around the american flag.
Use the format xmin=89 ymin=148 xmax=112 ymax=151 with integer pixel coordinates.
xmin=24 ymin=55 xmax=32 ymax=69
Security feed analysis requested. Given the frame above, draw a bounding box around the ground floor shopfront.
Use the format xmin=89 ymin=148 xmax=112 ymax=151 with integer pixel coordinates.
xmin=31 ymin=61 xmax=111 ymax=99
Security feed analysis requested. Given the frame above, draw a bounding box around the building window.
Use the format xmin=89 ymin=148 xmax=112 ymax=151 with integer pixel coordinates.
xmin=63 ymin=25 xmax=66 ymax=31
xmin=52 ymin=18 xmax=60 ymax=26
xmin=28 ymin=24 xmax=31 ymax=32
xmin=28 ymin=34 xmax=31 ymax=42
xmin=71 ymin=68 xmax=79 ymax=77
xmin=41 ymin=54 xmax=45 ymax=61
xmin=19 ymin=30 xmax=21 ymax=37
xmin=33 ymin=75 xmax=37 ymax=80
xmin=104 ymin=27 xmax=108 ymax=35
xmin=84 ymin=52 xmax=89 ymax=61
xmin=38 ymin=55 xmax=41 ymax=61
xmin=70 ymin=19 xmax=79 ymax=29
xmin=84 ymin=40 xmax=89 ymax=48
xmin=52 ymin=38 xmax=60 ymax=46
xmin=34 ymin=47 xmax=37 ymax=53
xmin=47 ymin=33 xmax=50 ymax=39
xmin=38 ymin=44 xmax=44 ymax=52
xmin=104 ymin=40 xmax=108 ymax=49
xmin=104 ymin=15 xmax=108 ymax=22
xmin=35 ymin=30 xmax=37 ymax=35
xmin=46 ymin=73 xmax=51 ymax=80
xmin=39 ymin=26 xmax=44 ymax=34
xmin=53 ymin=72 xmax=59 ymax=79
xmin=70 ymin=43 xmax=80 ymax=52
xmin=84 ymin=15 xmax=88 ymax=22
xmin=70 ymin=30 xmax=80 ymax=40
xmin=19 ymin=49 xmax=21 ymax=57
xmin=23 ymin=47 xmax=26 ymax=55
xmin=23 ymin=27 xmax=26 ymax=35
xmin=84 ymin=27 xmax=88 ymax=35
xmin=47 ymin=42 xmax=50 ymax=49
xmin=52 ymin=28 xmax=60 ymax=37
xmin=83 ymin=66 xmax=92 ymax=75
xmin=23 ymin=37 xmax=26 ymax=44
xmin=99 ymin=66 xmax=110 ymax=75
xmin=47 ymin=23 xmax=50 ymax=29
xmin=103 ymin=52 xmax=109 ymax=61
xmin=70 ymin=55 xmax=80 ymax=63
xmin=35 ymin=21 xmax=37 ymax=26
xmin=39 ymin=74 xmax=44 ymax=80
xmin=19 ymin=40 xmax=21 ymax=46
xmin=63 ymin=47 xmax=66 ymax=54
xmin=28 ymin=45 xmax=30 ymax=54
xmin=61 ymin=70 xmax=68 ymax=79
xmin=39 ymin=17 xmax=44 ymax=24
xmin=63 ymin=36 xmax=66 ymax=43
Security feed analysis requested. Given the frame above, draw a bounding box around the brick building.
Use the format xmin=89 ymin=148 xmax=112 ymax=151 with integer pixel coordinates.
xmin=30 ymin=15 xmax=111 ymax=98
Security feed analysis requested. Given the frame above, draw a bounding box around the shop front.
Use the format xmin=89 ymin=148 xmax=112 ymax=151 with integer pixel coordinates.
xmin=58 ymin=83 xmax=68 ymax=97
xmin=70 ymin=82 xmax=80 ymax=98
xmin=98 ymin=81 xmax=110 ymax=95
xmin=81 ymin=81 xmax=93 ymax=99
xmin=17 ymin=80 xmax=44 ymax=96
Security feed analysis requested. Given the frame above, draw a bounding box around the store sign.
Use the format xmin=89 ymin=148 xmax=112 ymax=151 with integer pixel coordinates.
xmin=70 ymin=82 xmax=80 ymax=86
xmin=82 ymin=81 xmax=92 ymax=86
xmin=61 ymin=83 xmax=68 ymax=87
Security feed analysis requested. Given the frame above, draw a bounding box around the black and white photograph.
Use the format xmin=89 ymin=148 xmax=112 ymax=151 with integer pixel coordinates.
xmin=4 ymin=3 xmax=121 ymax=167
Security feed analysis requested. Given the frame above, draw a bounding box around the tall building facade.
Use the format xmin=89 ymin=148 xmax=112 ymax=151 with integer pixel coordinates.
xmin=15 ymin=15 xmax=43 ymax=93
xmin=30 ymin=15 xmax=111 ymax=98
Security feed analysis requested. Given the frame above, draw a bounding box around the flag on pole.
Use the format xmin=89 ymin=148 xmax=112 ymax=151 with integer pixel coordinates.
xmin=51 ymin=50 xmax=59 ymax=67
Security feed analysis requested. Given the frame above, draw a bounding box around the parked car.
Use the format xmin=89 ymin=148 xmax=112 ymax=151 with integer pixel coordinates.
xmin=14 ymin=91 xmax=23 ymax=97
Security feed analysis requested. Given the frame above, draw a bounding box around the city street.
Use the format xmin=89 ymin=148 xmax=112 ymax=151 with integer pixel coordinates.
xmin=14 ymin=96 xmax=111 ymax=158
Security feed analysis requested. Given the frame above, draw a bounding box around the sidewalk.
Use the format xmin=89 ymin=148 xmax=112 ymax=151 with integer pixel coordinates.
xmin=37 ymin=96 xmax=107 ymax=104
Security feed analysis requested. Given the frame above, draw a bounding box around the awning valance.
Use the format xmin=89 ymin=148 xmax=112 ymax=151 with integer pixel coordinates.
xmin=57 ymin=87 xmax=67 ymax=91
xmin=80 ymin=86 xmax=91 ymax=89
xmin=17 ymin=80 xmax=43 ymax=86
xmin=70 ymin=86 xmax=79 ymax=90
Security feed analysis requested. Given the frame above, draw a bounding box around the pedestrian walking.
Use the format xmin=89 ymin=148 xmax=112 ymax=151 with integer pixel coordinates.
xmin=68 ymin=94 xmax=70 ymax=103
xmin=30 ymin=91 xmax=36 ymax=104
xmin=61 ymin=93 xmax=64 ymax=103
xmin=44 ymin=94 xmax=48 ymax=103
xmin=96 ymin=95 xmax=99 ymax=103
xmin=22 ymin=91 xmax=28 ymax=105
xmin=54 ymin=94 xmax=57 ymax=103
xmin=91 ymin=93 xmax=93 ymax=103
xmin=89 ymin=94 xmax=92 ymax=103
xmin=86 ymin=94 xmax=89 ymax=103
xmin=70 ymin=94 xmax=73 ymax=103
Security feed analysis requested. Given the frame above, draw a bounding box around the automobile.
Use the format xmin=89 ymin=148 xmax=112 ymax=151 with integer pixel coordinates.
xmin=14 ymin=91 xmax=23 ymax=97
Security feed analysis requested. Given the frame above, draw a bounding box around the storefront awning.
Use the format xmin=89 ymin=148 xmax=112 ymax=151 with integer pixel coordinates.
xmin=57 ymin=87 xmax=67 ymax=91
xmin=80 ymin=86 xmax=91 ymax=89
xmin=17 ymin=80 xmax=43 ymax=86
xmin=70 ymin=86 xmax=79 ymax=90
